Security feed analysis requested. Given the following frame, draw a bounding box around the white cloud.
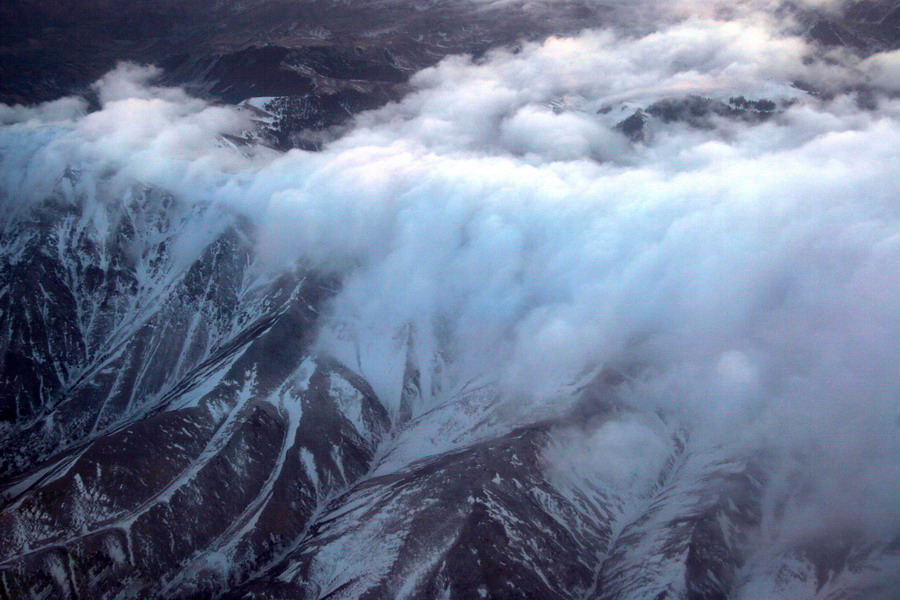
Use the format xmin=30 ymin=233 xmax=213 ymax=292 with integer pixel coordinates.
xmin=862 ymin=48 xmax=900 ymax=92
xmin=0 ymin=96 xmax=88 ymax=126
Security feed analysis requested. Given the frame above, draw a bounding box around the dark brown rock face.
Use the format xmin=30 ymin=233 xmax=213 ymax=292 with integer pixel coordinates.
xmin=0 ymin=181 xmax=398 ymax=598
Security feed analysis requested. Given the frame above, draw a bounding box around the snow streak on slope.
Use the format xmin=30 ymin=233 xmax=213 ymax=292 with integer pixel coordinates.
xmin=0 ymin=5 xmax=898 ymax=600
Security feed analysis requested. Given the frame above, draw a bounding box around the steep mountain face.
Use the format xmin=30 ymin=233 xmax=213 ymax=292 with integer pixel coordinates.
xmin=0 ymin=181 xmax=389 ymax=598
